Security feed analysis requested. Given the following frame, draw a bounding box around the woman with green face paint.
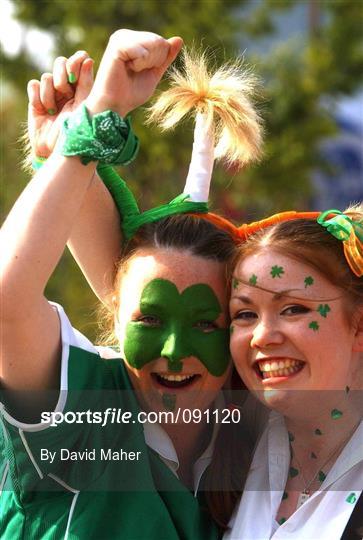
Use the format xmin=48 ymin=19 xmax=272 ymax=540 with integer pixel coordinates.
xmin=0 ymin=30 xmax=261 ymax=539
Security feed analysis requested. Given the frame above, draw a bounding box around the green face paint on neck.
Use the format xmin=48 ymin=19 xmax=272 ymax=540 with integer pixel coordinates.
xmin=123 ymin=278 xmax=230 ymax=376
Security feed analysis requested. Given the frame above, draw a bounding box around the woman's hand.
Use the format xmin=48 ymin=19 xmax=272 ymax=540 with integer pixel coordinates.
xmin=85 ymin=29 xmax=183 ymax=117
xmin=27 ymin=51 xmax=94 ymax=158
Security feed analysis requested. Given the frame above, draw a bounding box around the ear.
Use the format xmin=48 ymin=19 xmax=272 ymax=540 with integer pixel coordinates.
xmin=352 ymin=307 xmax=363 ymax=352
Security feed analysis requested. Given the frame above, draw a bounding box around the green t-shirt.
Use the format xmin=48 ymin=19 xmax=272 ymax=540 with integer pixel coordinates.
xmin=0 ymin=303 xmax=219 ymax=540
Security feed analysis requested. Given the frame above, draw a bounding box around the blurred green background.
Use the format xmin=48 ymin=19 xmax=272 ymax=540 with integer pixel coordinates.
xmin=1 ymin=0 xmax=362 ymax=339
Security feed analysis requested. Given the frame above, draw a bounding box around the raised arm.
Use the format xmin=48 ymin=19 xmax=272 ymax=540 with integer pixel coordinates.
xmin=0 ymin=30 xmax=183 ymax=393
xmin=27 ymin=51 xmax=123 ymax=302
xmin=26 ymin=32 xmax=183 ymax=302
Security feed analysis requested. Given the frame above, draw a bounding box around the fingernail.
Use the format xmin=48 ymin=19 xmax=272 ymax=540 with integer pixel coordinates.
xmin=68 ymin=72 xmax=77 ymax=83
xmin=48 ymin=108 xmax=56 ymax=115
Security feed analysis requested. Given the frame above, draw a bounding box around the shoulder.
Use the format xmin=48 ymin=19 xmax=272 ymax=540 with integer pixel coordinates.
xmin=50 ymin=302 xmax=130 ymax=391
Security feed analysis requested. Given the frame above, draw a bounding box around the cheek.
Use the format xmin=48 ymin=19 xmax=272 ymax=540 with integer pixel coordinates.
xmin=125 ymin=364 xmax=152 ymax=393
xmin=229 ymin=329 xmax=250 ymax=371
xmin=191 ymin=329 xmax=230 ymax=376
xmin=124 ymin=324 xmax=163 ymax=369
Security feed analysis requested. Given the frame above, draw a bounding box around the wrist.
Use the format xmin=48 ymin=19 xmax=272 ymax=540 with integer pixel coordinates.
xmin=84 ymin=95 xmax=130 ymax=119
xmin=57 ymin=104 xmax=139 ymax=166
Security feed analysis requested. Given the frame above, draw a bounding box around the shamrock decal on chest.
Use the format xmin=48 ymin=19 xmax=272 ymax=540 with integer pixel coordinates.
xmin=124 ymin=278 xmax=230 ymax=376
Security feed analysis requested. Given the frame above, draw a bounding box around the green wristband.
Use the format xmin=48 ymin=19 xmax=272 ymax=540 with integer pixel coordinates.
xmin=58 ymin=104 xmax=139 ymax=165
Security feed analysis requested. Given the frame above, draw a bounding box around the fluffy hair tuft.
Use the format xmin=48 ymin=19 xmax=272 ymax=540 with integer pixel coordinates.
xmin=147 ymin=48 xmax=263 ymax=167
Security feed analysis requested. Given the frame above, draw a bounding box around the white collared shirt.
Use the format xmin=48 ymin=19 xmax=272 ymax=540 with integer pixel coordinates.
xmin=225 ymin=411 xmax=363 ymax=540
xmin=143 ymin=393 xmax=224 ymax=495
xmin=97 ymin=344 xmax=225 ymax=495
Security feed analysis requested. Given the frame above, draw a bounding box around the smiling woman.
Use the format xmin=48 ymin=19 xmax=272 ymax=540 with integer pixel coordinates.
xmin=100 ymin=215 xmax=233 ymax=419
xmin=0 ymin=28 xmax=261 ymax=539
xmin=225 ymin=205 xmax=363 ymax=540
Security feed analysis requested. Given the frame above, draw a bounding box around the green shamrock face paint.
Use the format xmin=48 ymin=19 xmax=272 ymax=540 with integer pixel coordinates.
xmin=124 ymin=279 xmax=230 ymax=376
xmin=249 ymin=274 xmax=258 ymax=286
xmin=309 ymin=321 xmax=319 ymax=332
xmin=162 ymin=394 xmax=176 ymax=411
xmin=271 ymin=265 xmax=284 ymax=278
xmin=304 ymin=276 xmax=314 ymax=288
xmin=331 ymin=408 xmax=343 ymax=419
xmin=317 ymin=304 xmax=331 ymax=318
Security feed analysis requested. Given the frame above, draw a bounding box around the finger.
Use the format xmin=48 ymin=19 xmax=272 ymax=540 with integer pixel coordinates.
xmin=66 ymin=50 xmax=90 ymax=84
xmin=39 ymin=73 xmax=57 ymax=114
xmin=128 ymin=37 xmax=170 ymax=73
xmin=53 ymin=56 xmax=74 ymax=98
xmin=156 ymin=36 xmax=183 ymax=76
xmin=27 ymin=80 xmax=45 ymax=114
xmin=74 ymin=57 xmax=94 ymax=102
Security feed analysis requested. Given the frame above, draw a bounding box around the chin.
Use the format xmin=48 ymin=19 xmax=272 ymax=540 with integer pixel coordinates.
xmin=260 ymin=388 xmax=292 ymax=413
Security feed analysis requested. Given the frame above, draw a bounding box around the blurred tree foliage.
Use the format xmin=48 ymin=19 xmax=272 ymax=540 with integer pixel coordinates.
xmin=1 ymin=0 xmax=362 ymax=338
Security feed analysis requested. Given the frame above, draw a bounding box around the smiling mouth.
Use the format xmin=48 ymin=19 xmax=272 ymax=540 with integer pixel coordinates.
xmin=152 ymin=373 xmax=201 ymax=389
xmin=255 ymin=359 xmax=305 ymax=380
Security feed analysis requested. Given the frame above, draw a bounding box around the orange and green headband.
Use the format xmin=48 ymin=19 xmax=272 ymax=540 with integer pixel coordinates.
xmin=197 ymin=209 xmax=363 ymax=277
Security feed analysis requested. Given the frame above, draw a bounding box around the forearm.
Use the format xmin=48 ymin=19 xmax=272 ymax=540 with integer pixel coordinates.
xmin=1 ymin=154 xmax=96 ymax=318
xmin=67 ymin=172 xmax=122 ymax=303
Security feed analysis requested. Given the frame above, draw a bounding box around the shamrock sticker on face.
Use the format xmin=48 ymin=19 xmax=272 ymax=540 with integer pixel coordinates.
xmin=309 ymin=321 xmax=319 ymax=332
xmin=232 ymin=277 xmax=240 ymax=290
xmin=124 ymin=279 xmax=230 ymax=376
xmin=271 ymin=265 xmax=284 ymax=278
xmin=317 ymin=304 xmax=331 ymax=318
xmin=249 ymin=274 xmax=258 ymax=286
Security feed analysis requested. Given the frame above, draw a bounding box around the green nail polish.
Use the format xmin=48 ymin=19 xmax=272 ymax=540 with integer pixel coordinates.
xmin=48 ymin=108 xmax=56 ymax=115
xmin=68 ymin=72 xmax=76 ymax=83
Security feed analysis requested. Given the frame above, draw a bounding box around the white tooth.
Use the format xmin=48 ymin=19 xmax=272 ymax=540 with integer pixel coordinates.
xmin=278 ymin=361 xmax=285 ymax=369
xmin=175 ymin=375 xmax=182 ymax=382
xmin=277 ymin=369 xmax=283 ymax=376
xmin=264 ymin=363 xmax=271 ymax=372
xmin=283 ymin=368 xmax=289 ymax=376
xmin=271 ymin=362 xmax=279 ymax=371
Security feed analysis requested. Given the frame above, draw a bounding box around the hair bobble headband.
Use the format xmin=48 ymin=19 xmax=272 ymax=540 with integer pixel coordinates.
xmin=317 ymin=209 xmax=363 ymax=277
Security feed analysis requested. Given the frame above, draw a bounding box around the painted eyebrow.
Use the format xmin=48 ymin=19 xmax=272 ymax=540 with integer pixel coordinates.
xmin=139 ymin=301 xmax=166 ymax=311
xmin=189 ymin=308 xmax=220 ymax=317
xmin=139 ymin=303 xmax=219 ymax=317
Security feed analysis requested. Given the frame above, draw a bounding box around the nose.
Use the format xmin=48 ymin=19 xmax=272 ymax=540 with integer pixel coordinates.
xmin=161 ymin=332 xmax=186 ymax=372
xmin=250 ymin=318 xmax=284 ymax=349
